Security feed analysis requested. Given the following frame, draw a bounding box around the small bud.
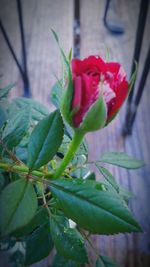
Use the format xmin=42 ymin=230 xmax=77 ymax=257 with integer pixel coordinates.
xmin=62 ymin=55 xmax=129 ymax=132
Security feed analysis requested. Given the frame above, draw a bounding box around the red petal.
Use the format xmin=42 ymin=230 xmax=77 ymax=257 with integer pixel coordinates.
xmin=106 ymin=62 xmax=120 ymax=74
xmin=71 ymin=59 xmax=82 ymax=76
xmin=72 ymin=56 xmax=106 ymax=76
xmin=81 ymin=56 xmax=106 ymax=73
xmin=107 ymin=79 xmax=128 ymax=120
xmin=72 ymin=76 xmax=82 ymax=110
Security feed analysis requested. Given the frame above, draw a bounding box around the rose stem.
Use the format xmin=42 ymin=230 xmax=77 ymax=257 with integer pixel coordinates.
xmin=0 ymin=162 xmax=53 ymax=179
xmin=54 ymin=130 xmax=84 ymax=179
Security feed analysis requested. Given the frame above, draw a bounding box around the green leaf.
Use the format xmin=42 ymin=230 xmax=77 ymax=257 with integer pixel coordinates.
xmin=50 ymin=80 xmax=63 ymax=108
xmin=96 ymin=165 xmax=133 ymax=203
xmin=8 ymin=97 xmax=49 ymax=122
xmin=0 ymin=178 xmax=37 ymax=235
xmin=2 ymin=108 xmax=30 ymax=149
xmin=96 ymin=165 xmax=119 ymax=191
xmin=0 ymin=84 xmax=14 ymax=99
xmin=25 ymin=222 xmax=53 ymax=266
xmin=96 ymin=255 xmax=119 ymax=267
xmin=0 ymin=99 xmax=10 ymax=115
xmin=50 ymin=178 xmax=141 ymax=234
xmin=71 ymin=164 xmax=90 ymax=179
xmin=0 ymin=172 xmax=6 ymax=192
xmin=52 ymin=253 xmax=81 ymax=267
xmin=100 ymin=152 xmax=144 ymax=169
xmin=27 ymin=110 xmax=64 ymax=170
xmin=0 ymin=107 xmax=7 ymax=129
xmin=118 ymin=186 xmax=133 ymax=203
xmin=86 ymin=172 xmax=96 ymax=180
xmin=50 ymin=214 xmax=88 ymax=263
xmin=13 ymin=207 xmax=49 ymax=237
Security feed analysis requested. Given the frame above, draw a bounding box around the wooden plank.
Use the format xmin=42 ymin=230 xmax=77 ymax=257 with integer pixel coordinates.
xmin=80 ymin=0 xmax=150 ymax=266
xmin=0 ymin=0 xmax=74 ymax=266
xmin=0 ymin=0 xmax=74 ymax=108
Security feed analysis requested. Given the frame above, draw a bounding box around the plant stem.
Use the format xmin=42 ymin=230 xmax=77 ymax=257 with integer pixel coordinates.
xmin=0 ymin=161 xmax=53 ymax=179
xmin=54 ymin=130 xmax=84 ymax=178
xmin=0 ymin=139 xmax=22 ymax=164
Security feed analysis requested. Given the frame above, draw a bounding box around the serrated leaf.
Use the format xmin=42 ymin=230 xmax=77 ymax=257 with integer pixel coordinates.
xmin=96 ymin=164 xmax=133 ymax=203
xmin=25 ymin=222 xmax=53 ymax=266
xmin=8 ymin=97 xmax=49 ymax=122
xmin=50 ymin=214 xmax=88 ymax=263
xmin=13 ymin=207 xmax=49 ymax=237
xmin=50 ymin=178 xmax=141 ymax=234
xmin=27 ymin=110 xmax=64 ymax=170
xmin=0 ymin=178 xmax=37 ymax=235
xmin=96 ymin=255 xmax=119 ymax=267
xmin=52 ymin=253 xmax=81 ymax=267
xmin=0 ymin=84 xmax=14 ymax=99
xmin=2 ymin=108 xmax=30 ymax=149
xmin=118 ymin=186 xmax=133 ymax=203
xmin=100 ymin=152 xmax=144 ymax=169
xmin=96 ymin=165 xmax=119 ymax=191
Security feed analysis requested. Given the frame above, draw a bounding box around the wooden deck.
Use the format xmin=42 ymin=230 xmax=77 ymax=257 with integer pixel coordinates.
xmin=0 ymin=0 xmax=150 ymax=266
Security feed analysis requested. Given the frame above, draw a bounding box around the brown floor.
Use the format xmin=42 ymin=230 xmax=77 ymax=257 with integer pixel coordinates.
xmin=0 ymin=0 xmax=150 ymax=266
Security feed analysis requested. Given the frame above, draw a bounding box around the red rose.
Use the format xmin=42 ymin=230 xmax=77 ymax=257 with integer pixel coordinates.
xmin=71 ymin=56 xmax=129 ymax=128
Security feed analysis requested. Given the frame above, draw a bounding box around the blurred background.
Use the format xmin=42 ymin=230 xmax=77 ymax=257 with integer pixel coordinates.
xmin=0 ymin=0 xmax=150 ymax=266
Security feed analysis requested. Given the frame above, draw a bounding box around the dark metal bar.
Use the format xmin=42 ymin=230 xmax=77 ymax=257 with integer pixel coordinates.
xmin=103 ymin=0 xmax=124 ymax=34
xmin=122 ymin=0 xmax=149 ymax=136
xmin=74 ymin=0 xmax=80 ymax=21
xmin=16 ymin=0 xmax=30 ymax=97
xmin=74 ymin=0 xmax=80 ymax=58
xmin=135 ymin=46 xmax=150 ymax=107
xmin=122 ymin=48 xmax=150 ymax=136
xmin=128 ymin=0 xmax=149 ymax=103
xmin=103 ymin=0 xmax=111 ymax=27
xmin=0 ymin=18 xmax=25 ymax=78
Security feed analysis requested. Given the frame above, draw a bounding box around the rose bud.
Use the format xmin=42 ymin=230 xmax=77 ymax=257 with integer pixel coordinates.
xmin=61 ymin=55 xmax=128 ymax=133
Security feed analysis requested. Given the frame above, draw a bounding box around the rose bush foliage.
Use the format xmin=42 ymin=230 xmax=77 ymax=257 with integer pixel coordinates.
xmin=0 ymin=32 xmax=144 ymax=267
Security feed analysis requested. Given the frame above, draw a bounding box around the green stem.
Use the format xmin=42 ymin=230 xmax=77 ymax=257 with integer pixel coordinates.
xmin=0 ymin=162 xmax=53 ymax=179
xmin=54 ymin=130 xmax=84 ymax=178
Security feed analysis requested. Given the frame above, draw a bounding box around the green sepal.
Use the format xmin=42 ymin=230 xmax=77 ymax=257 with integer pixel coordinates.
xmin=60 ymin=71 xmax=73 ymax=127
xmin=128 ymin=62 xmax=138 ymax=95
xmin=51 ymin=29 xmax=73 ymax=126
xmin=78 ymin=95 xmax=107 ymax=133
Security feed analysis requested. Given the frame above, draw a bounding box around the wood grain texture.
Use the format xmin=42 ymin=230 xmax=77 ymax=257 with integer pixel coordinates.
xmin=0 ymin=0 xmax=150 ymax=266
xmin=80 ymin=0 xmax=150 ymax=266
